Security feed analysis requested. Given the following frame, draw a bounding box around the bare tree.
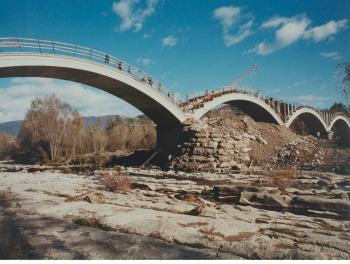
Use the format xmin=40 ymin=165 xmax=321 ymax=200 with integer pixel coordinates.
xmin=18 ymin=95 xmax=79 ymax=161
xmin=0 ymin=133 xmax=17 ymax=160
xmin=90 ymin=118 xmax=108 ymax=154
xmin=337 ymin=61 xmax=350 ymax=105
xmin=64 ymin=112 xmax=83 ymax=161
xmin=106 ymin=116 xmax=156 ymax=151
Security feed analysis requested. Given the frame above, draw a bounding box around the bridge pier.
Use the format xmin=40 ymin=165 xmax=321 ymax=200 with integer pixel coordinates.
xmin=327 ymin=131 xmax=334 ymax=140
xmin=156 ymin=125 xmax=184 ymax=162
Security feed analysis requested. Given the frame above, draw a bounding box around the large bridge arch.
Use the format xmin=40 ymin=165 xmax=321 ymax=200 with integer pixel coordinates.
xmin=329 ymin=115 xmax=350 ymax=146
xmin=0 ymin=53 xmax=186 ymax=127
xmin=192 ymin=93 xmax=284 ymax=124
xmin=286 ymin=108 xmax=328 ymax=137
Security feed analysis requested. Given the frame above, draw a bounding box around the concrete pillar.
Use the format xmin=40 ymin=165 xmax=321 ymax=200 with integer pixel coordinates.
xmin=327 ymin=130 xmax=334 ymax=140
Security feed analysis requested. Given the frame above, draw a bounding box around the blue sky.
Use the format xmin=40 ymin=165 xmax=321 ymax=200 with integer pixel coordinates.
xmin=0 ymin=0 xmax=349 ymax=122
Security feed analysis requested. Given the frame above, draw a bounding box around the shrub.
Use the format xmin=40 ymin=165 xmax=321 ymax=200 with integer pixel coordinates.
xmin=0 ymin=188 xmax=13 ymax=207
xmin=100 ymin=171 xmax=132 ymax=193
xmin=66 ymin=214 xmax=111 ymax=231
xmin=0 ymin=133 xmax=17 ymax=160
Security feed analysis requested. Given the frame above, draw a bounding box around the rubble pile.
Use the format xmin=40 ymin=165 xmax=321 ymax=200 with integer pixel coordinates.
xmin=170 ymin=117 xmax=266 ymax=172
xmin=270 ymin=137 xmax=326 ymax=168
xmin=169 ymin=115 xmax=327 ymax=172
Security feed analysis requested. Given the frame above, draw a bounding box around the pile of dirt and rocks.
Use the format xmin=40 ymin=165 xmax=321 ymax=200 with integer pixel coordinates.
xmin=169 ymin=115 xmax=326 ymax=172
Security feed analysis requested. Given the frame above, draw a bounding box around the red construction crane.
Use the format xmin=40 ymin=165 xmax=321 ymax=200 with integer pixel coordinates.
xmin=233 ymin=64 xmax=258 ymax=87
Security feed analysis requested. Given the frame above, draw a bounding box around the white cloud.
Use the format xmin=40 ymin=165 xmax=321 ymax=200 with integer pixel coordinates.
xmin=214 ymin=5 xmax=254 ymax=47
xmin=0 ymin=78 xmax=140 ymax=123
xmin=260 ymin=16 xmax=290 ymax=29
xmin=304 ymin=19 xmax=348 ymax=42
xmin=294 ymin=95 xmax=331 ymax=102
xmin=255 ymin=15 xmax=311 ymax=55
xmin=112 ymin=0 xmax=158 ymax=32
xmin=253 ymin=15 xmax=348 ymax=55
xmin=162 ymin=35 xmax=178 ymax=47
xmin=136 ymin=57 xmax=154 ymax=65
xmin=214 ymin=6 xmax=240 ymax=30
xmin=320 ymin=51 xmax=341 ymax=60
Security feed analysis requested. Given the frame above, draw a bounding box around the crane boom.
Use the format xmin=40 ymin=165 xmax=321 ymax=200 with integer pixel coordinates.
xmin=233 ymin=64 xmax=258 ymax=87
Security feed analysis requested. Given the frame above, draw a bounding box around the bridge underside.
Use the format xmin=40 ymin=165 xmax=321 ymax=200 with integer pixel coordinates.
xmin=332 ymin=119 xmax=350 ymax=147
xmin=289 ymin=113 xmax=327 ymax=138
xmin=0 ymin=65 xmax=182 ymax=128
xmin=226 ymin=100 xmax=280 ymax=124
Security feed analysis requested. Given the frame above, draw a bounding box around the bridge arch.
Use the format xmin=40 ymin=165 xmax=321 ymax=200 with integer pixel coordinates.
xmin=329 ymin=115 xmax=350 ymax=146
xmin=0 ymin=53 xmax=186 ymax=127
xmin=192 ymin=93 xmax=284 ymax=124
xmin=286 ymin=108 xmax=328 ymax=137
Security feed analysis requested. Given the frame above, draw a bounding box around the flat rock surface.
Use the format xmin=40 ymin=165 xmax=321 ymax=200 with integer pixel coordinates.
xmin=0 ymin=206 xmax=229 ymax=260
xmin=0 ymin=163 xmax=350 ymax=259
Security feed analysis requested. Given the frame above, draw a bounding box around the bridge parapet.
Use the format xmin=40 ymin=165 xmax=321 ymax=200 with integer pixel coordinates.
xmin=181 ymin=85 xmax=350 ymax=130
xmin=0 ymin=37 xmax=180 ymax=106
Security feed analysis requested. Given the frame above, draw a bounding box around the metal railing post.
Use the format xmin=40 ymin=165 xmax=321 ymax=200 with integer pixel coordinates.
xmin=38 ymin=39 xmax=42 ymax=53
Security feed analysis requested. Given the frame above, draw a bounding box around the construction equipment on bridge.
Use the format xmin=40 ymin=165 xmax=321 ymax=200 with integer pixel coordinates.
xmin=180 ymin=64 xmax=258 ymax=111
xmin=233 ymin=64 xmax=258 ymax=87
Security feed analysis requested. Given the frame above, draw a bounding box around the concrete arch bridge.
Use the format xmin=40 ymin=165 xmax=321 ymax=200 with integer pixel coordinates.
xmin=0 ymin=37 xmax=349 ymax=149
xmin=181 ymin=88 xmax=350 ymax=145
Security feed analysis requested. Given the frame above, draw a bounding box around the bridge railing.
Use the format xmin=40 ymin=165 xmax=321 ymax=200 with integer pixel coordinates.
xmin=0 ymin=37 xmax=180 ymax=105
xmin=180 ymin=84 xmax=350 ymax=125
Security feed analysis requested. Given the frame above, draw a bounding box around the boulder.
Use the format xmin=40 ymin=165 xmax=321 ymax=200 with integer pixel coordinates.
xmin=239 ymin=191 xmax=292 ymax=208
xmin=256 ymin=135 xmax=268 ymax=145
xmin=213 ymin=185 xmax=260 ymax=200
xmin=291 ymin=196 xmax=350 ymax=215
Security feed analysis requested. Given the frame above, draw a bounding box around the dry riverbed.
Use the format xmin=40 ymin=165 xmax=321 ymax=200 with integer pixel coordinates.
xmin=0 ymin=162 xmax=350 ymax=259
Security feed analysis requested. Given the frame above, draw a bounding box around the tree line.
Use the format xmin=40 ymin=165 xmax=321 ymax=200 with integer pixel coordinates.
xmin=0 ymin=95 xmax=156 ymax=163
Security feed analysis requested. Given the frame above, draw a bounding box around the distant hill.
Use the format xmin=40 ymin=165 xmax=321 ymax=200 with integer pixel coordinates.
xmin=0 ymin=115 xmax=149 ymax=136
xmin=0 ymin=120 xmax=23 ymax=136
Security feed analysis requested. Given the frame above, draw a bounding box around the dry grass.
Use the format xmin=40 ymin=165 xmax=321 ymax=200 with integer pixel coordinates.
xmin=65 ymin=214 xmax=111 ymax=231
xmin=199 ymin=226 xmax=224 ymax=238
xmin=100 ymin=171 xmax=132 ymax=193
xmin=269 ymin=166 xmax=297 ymax=192
xmin=65 ymin=192 xmax=105 ymax=204
xmin=178 ymin=221 xmax=209 ymax=228
xmin=274 ymin=242 xmax=297 ymax=250
xmin=224 ymin=232 xmax=255 ymax=242
xmin=254 ymin=218 xmax=269 ymax=224
xmin=0 ymin=188 xmax=13 ymax=207
xmin=174 ymin=192 xmax=202 ymax=203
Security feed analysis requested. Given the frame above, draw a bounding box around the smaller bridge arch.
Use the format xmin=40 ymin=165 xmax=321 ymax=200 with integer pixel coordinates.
xmin=329 ymin=115 xmax=350 ymax=146
xmin=329 ymin=115 xmax=350 ymax=130
xmin=192 ymin=93 xmax=284 ymax=125
xmin=286 ymin=107 xmax=328 ymax=137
